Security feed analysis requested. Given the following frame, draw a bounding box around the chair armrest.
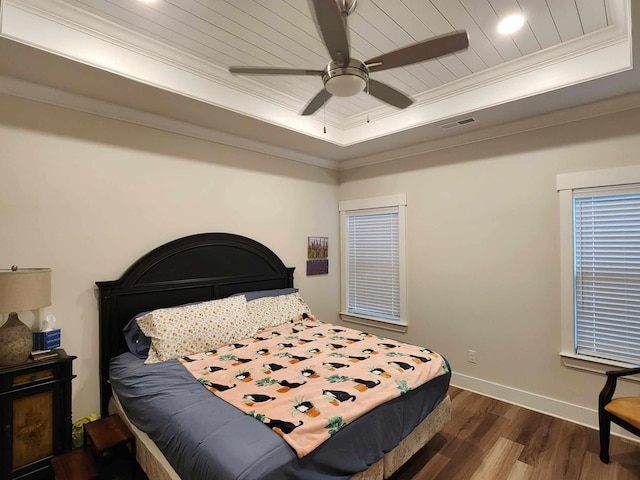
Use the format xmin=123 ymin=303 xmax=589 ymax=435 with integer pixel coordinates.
xmin=600 ymin=366 xmax=640 ymax=409
xmin=600 ymin=375 xmax=618 ymax=409
xmin=605 ymin=366 xmax=640 ymax=378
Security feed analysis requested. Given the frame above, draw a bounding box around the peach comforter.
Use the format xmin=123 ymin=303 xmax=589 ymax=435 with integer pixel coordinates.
xmin=179 ymin=317 xmax=447 ymax=457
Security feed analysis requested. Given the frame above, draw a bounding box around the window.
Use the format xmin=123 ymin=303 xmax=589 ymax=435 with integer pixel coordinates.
xmin=558 ymin=166 xmax=640 ymax=370
xmin=574 ymin=187 xmax=640 ymax=364
xmin=339 ymin=194 xmax=407 ymax=332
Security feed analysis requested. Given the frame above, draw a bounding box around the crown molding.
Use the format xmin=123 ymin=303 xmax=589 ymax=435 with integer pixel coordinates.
xmin=338 ymin=92 xmax=640 ymax=170
xmin=341 ymin=21 xmax=629 ymax=131
xmin=2 ymin=72 xmax=638 ymax=174
xmin=1 ymin=0 xmax=348 ymax=145
xmin=2 ymin=0 xmax=633 ymax=148
xmin=323 ymin=0 xmax=631 ymax=132
xmin=0 ymin=74 xmax=339 ymax=170
xmin=1 ymin=0 xmax=636 ymax=171
xmin=7 ymin=0 xmax=342 ymax=122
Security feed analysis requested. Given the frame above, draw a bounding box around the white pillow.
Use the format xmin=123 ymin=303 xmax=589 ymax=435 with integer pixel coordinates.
xmin=247 ymin=292 xmax=311 ymax=330
xmin=137 ymin=296 xmax=253 ymax=364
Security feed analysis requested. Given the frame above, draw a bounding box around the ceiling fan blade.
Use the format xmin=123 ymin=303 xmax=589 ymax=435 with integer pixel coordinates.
xmin=309 ymin=0 xmax=350 ymax=64
xmin=229 ymin=66 xmax=323 ymax=76
xmin=365 ymin=31 xmax=469 ymax=73
xmin=301 ymin=89 xmax=332 ymax=116
xmin=367 ymin=79 xmax=413 ymax=109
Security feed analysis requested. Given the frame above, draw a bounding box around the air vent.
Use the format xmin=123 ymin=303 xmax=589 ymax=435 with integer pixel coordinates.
xmin=439 ymin=117 xmax=478 ymax=130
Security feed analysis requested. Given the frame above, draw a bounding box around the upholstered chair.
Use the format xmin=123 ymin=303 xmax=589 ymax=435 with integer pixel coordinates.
xmin=599 ymin=366 xmax=640 ymax=463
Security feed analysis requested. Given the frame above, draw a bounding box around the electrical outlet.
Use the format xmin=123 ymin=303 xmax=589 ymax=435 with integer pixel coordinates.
xmin=468 ymin=350 xmax=477 ymax=364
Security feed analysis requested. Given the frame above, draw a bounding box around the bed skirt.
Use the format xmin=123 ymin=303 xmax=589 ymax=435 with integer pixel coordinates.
xmin=110 ymin=393 xmax=451 ymax=480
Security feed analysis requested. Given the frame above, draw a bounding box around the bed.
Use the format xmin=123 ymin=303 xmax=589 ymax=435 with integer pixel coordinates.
xmin=97 ymin=233 xmax=451 ymax=480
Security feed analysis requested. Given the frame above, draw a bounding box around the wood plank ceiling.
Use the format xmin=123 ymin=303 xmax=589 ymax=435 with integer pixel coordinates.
xmin=55 ymin=0 xmax=610 ymax=119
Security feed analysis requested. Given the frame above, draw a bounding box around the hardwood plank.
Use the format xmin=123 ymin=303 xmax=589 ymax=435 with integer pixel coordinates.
xmin=527 ymin=420 xmax=589 ymax=480
xmin=432 ymin=441 xmax=485 ymax=480
xmin=413 ymin=452 xmax=450 ymax=479
xmin=468 ymin=437 xmax=523 ymax=480
xmin=504 ymin=407 xmax=547 ymax=448
xmin=506 ymin=460 xmax=535 ymax=480
xmin=516 ymin=414 xmax=561 ymax=468
xmin=388 ymin=387 xmax=640 ymax=480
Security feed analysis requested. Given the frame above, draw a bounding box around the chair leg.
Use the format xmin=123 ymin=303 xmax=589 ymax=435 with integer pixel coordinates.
xmin=599 ymin=412 xmax=611 ymax=463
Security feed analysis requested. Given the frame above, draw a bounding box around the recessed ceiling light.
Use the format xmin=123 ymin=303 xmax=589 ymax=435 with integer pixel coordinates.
xmin=498 ymin=14 xmax=525 ymax=35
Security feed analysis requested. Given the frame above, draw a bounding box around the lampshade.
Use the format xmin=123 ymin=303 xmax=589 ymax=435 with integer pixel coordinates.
xmin=0 ymin=267 xmax=51 ymax=313
xmin=322 ymin=61 xmax=368 ymax=98
xmin=0 ymin=267 xmax=52 ymax=366
xmin=325 ymin=74 xmax=366 ymax=97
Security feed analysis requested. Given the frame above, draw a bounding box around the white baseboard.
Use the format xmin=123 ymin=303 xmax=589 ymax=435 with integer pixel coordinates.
xmin=451 ymin=372 xmax=639 ymax=444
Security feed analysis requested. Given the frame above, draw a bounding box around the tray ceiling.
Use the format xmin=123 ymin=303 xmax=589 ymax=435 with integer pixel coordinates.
xmin=0 ymin=0 xmax=638 ymax=169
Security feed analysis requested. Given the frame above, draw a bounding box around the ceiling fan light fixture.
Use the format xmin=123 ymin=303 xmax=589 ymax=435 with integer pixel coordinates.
xmin=325 ymin=75 xmax=366 ymax=97
xmin=322 ymin=60 xmax=368 ymax=97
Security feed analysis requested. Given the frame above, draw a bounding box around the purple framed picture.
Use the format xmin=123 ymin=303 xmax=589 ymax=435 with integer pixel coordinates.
xmin=307 ymin=259 xmax=328 ymax=276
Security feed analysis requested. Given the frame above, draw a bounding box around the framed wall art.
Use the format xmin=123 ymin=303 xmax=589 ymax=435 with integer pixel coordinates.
xmin=307 ymin=236 xmax=328 ymax=275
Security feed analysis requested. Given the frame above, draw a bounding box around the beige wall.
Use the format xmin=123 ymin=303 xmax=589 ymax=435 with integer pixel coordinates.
xmin=3 ymin=89 xmax=640 ymax=427
xmin=0 ymin=94 xmax=340 ymax=419
xmin=339 ymin=108 xmax=640 ymax=414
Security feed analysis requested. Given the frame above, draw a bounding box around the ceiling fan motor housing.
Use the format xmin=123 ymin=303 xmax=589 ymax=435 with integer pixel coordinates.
xmin=322 ymin=60 xmax=369 ymax=97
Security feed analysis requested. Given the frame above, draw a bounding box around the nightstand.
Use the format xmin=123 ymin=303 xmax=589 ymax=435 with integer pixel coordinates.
xmin=0 ymin=349 xmax=76 ymax=480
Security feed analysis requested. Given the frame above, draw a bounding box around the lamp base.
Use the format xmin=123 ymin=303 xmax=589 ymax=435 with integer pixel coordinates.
xmin=0 ymin=312 xmax=32 ymax=366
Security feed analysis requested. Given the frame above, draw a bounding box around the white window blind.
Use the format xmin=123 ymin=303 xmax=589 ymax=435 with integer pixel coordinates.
xmin=345 ymin=208 xmax=400 ymax=322
xmin=574 ymin=187 xmax=640 ymax=364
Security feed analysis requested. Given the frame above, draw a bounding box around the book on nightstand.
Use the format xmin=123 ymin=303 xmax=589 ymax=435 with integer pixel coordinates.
xmin=30 ymin=350 xmax=60 ymax=361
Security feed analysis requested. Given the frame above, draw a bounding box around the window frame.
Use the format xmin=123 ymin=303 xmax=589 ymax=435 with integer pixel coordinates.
xmin=339 ymin=194 xmax=407 ymax=333
xmin=558 ymin=165 xmax=640 ymax=375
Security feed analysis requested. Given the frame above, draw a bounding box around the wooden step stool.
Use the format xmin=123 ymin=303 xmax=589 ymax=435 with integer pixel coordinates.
xmin=84 ymin=414 xmax=136 ymax=478
xmin=52 ymin=414 xmax=136 ymax=480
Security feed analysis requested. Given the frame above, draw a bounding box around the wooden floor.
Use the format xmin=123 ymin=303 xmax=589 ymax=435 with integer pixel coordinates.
xmin=389 ymin=387 xmax=640 ymax=480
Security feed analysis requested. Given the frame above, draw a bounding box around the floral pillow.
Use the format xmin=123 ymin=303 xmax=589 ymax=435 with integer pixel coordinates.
xmin=137 ymin=295 xmax=253 ymax=364
xmin=247 ymin=292 xmax=311 ymax=330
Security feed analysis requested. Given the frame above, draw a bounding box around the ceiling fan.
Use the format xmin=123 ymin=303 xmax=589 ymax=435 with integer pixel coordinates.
xmin=228 ymin=0 xmax=469 ymax=116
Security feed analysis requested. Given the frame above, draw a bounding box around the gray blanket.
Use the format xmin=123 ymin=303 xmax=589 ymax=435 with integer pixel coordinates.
xmin=109 ymin=352 xmax=450 ymax=480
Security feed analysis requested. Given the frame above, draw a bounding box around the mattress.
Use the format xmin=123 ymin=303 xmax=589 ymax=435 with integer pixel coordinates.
xmin=110 ymin=394 xmax=180 ymax=480
xmin=109 ymin=352 xmax=450 ymax=480
xmin=110 ymin=392 xmax=452 ymax=480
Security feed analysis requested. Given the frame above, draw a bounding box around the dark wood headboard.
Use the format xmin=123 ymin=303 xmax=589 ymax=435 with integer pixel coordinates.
xmin=96 ymin=233 xmax=295 ymax=416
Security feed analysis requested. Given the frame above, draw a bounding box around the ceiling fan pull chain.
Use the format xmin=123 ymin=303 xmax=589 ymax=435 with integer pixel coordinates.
xmin=323 ymin=106 xmax=327 ymax=134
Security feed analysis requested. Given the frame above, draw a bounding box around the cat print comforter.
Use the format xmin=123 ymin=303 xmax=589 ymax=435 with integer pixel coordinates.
xmin=179 ymin=316 xmax=448 ymax=458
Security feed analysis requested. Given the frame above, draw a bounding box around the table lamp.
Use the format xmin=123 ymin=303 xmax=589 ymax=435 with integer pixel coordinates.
xmin=0 ymin=266 xmax=51 ymax=366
